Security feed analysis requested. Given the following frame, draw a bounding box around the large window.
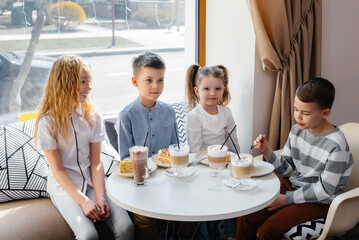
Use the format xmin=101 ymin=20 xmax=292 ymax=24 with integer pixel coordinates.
xmin=0 ymin=0 xmax=193 ymax=125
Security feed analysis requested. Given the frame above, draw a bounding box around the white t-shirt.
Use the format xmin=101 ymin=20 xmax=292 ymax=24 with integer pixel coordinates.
xmin=37 ymin=110 xmax=105 ymax=196
xmin=186 ymin=104 xmax=240 ymax=153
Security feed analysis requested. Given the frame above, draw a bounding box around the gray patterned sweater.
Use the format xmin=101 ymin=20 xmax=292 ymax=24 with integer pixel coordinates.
xmin=268 ymin=125 xmax=353 ymax=205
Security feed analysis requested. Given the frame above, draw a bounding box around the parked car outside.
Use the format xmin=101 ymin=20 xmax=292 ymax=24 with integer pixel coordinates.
xmin=0 ymin=48 xmax=55 ymax=125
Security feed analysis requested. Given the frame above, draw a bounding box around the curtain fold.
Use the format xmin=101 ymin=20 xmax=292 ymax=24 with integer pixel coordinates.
xmin=250 ymin=0 xmax=322 ymax=150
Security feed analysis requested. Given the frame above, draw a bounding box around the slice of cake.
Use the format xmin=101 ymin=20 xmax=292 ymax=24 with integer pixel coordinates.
xmin=119 ymin=158 xmax=133 ymax=173
xmin=226 ymin=152 xmax=231 ymax=162
xmin=158 ymin=148 xmax=170 ymax=164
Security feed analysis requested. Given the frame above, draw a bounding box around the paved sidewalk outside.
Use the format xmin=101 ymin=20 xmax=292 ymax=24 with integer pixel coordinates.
xmin=0 ymin=20 xmax=185 ymax=56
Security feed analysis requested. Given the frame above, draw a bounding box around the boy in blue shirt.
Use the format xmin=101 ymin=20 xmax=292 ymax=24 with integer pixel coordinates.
xmin=116 ymin=52 xmax=178 ymax=239
xmin=116 ymin=52 xmax=178 ymax=160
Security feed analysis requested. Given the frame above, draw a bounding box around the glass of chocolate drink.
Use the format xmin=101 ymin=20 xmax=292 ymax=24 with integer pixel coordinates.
xmin=168 ymin=143 xmax=189 ymax=176
xmin=230 ymin=153 xmax=253 ymax=183
xmin=207 ymin=145 xmax=228 ymax=177
xmin=129 ymin=146 xmax=149 ymax=185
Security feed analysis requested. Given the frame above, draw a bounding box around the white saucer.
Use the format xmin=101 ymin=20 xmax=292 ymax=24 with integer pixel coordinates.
xmin=112 ymin=159 xmax=157 ymax=177
xmin=194 ymin=151 xmax=208 ymax=162
xmin=151 ymin=154 xmax=195 ymax=168
xmin=222 ymin=178 xmax=259 ymax=191
xmin=164 ymin=167 xmax=197 ymax=178
xmin=252 ymin=160 xmax=274 ymax=177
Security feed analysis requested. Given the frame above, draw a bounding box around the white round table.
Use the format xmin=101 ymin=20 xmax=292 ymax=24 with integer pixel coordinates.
xmin=106 ymin=162 xmax=280 ymax=222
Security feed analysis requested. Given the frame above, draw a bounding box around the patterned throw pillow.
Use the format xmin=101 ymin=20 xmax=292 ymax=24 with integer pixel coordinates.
xmin=171 ymin=102 xmax=188 ymax=144
xmin=0 ymin=120 xmax=49 ymax=203
xmin=283 ymin=218 xmax=325 ymax=240
xmin=0 ymin=119 xmax=119 ymax=203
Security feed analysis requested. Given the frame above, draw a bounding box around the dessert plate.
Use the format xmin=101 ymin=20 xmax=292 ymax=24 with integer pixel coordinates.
xmin=151 ymin=154 xmax=195 ymax=168
xmin=112 ymin=159 xmax=157 ymax=177
xmin=251 ymin=160 xmax=274 ymax=177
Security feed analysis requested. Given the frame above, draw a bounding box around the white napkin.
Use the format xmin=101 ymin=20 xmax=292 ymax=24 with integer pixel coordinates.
xmin=164 ymin=166 xmax=198 ymax=178
xmin=222 ymin=178 xmax=260 ymax=191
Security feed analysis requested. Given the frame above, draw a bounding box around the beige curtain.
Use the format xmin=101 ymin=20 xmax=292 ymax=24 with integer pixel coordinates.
xmin=250 ymin=0 xmax=322 ymax=150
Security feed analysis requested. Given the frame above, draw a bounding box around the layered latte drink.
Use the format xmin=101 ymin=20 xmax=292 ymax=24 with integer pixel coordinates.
xmin=231 ymin=153 xmax=253 ymax=180
xmin=129 ymin=146 xmax=149 ymax=185
xmin=207 ymin=145 xmax=228 ymax=169
xmin=168 ymin=144 xmax=189 ymax=173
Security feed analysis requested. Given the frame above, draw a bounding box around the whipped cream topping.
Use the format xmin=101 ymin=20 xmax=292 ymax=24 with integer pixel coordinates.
xmin=207 ymin=145 xmax=228 ymax=157
xmin=231 ymin=154 xmax=253 ymax=167
xmin=169 ymin=144 xmax=189 ymax=156
xmin=130 ymin=146 xmax=148 ymax=153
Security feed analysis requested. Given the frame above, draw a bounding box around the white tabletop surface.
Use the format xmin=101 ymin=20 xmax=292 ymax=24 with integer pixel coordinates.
xmin=107 ymin=160 xmax=280 ymax=222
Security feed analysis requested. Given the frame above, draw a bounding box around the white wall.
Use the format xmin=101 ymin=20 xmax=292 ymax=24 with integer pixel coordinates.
xmin=251 ymin=49 xmax=276 ymax=155
xmin=205 ymin=0 xmax=255 ymax=153
xmin=322 ymin=0 xmax=359 ymax=125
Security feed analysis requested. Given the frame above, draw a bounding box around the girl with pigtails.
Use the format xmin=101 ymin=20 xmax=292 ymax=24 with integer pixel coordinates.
xmin=185 ymin=64 xmax=240 ymax=154
xmin=185 ymin=64 xmax=240 ymax=238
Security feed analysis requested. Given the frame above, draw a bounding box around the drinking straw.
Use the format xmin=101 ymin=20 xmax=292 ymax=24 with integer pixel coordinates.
xmin=220 ymin=125 xmax=236 ymax=149
xmin=143 ymin=132 xmax=149 ymax=147
xmin=174 ymin=123 xmax=180 ymax=149
xmin=228 ymin=132 xmax=241 ymax=159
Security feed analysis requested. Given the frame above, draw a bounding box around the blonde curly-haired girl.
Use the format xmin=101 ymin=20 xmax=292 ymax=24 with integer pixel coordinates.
xmin=35 ymin=55 xmax=134 ymax=239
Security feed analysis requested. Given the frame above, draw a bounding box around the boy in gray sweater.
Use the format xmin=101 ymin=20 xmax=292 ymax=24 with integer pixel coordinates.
xmin=235 ymin=78 xmax=353 ymax=240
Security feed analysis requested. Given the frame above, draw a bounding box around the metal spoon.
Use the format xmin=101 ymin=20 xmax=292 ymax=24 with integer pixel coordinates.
xmin=250 ymin=132 xmax=267 ymax=151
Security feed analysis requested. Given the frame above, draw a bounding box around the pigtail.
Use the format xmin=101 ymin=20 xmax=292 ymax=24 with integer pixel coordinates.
xmin=186 ymin=64 xmax=201 ymax=109
xmin=216 ymin=65 xmax=231 ymax=106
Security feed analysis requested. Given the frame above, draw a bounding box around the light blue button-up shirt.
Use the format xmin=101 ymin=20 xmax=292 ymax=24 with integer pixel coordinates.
xmin=116 ymin=98 xmax=178 ymax=159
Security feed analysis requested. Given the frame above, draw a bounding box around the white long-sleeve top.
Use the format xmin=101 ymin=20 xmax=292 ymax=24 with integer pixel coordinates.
xmin=186 ymin=104 xmax=240 ymax=153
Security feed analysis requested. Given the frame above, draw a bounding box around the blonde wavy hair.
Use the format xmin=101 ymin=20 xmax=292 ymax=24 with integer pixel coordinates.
xmin=35 ymin=55 xmax=93 ymax=146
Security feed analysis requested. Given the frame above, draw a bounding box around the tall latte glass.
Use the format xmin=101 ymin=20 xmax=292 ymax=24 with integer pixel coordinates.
xmin=231 ymin=153 xmax=253 ymax=181
xmin=129 ymin=146 xmax=149 ymax=185
xmin=207 ymin=145 xmax=228 ymax=177
xmin=168 ymin=144 xmax=189 ymax=176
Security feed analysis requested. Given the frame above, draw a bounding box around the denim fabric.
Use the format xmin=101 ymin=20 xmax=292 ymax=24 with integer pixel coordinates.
xmin=116 ymin=98 xmax=178 ymax=159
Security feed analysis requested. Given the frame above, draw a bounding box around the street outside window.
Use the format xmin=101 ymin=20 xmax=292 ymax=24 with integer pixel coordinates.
xmin=0 ymin=0 xmax=188 ymax=125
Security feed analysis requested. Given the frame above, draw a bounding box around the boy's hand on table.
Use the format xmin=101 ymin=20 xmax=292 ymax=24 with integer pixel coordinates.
xmin=267 ymin=194 xmax=286 ymax=211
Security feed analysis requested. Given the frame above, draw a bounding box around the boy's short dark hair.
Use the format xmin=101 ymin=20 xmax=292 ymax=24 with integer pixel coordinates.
xmin=296 ymin=78 xmax=335 ymax=109
xmin=132 ymin=52 xmax=166 ymax=75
